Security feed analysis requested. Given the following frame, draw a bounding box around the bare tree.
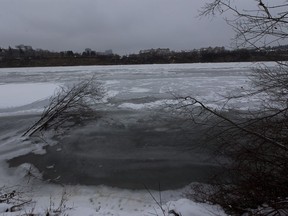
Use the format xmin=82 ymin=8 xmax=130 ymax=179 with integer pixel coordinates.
xmin=23 ymin=77 xmax=104 ymax=137
xmin=201 ymin=0 xmax=288 ymax=48
xmin=179 ymin=78 xmax=288 ymax=214
xmin=179 ymin=1 xmax=288 ymax=215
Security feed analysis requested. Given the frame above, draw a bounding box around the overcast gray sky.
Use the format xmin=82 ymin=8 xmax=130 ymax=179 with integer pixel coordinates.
xmin=0 ymin=0 xmax=251 ymax=54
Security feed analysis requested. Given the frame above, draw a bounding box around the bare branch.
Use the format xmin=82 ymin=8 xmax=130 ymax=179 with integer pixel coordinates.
xmin=22 ymin=77 xmax=104 ymax=137
xmin=200 ymin=0 xmax=288 ymax=48
xmin=182 ymin=97 xmax=288 ymax=152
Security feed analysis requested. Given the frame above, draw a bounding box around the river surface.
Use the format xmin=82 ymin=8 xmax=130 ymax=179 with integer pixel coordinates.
xmin=0 ymin=63 xmax=264 ymax=189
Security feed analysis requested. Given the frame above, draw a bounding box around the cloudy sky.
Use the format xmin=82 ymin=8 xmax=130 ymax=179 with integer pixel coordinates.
xmin=0 ymin=0 xmax=252 ymax=54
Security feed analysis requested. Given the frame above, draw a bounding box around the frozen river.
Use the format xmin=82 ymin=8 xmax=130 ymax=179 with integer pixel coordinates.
xmin=0 ymin=62 xmax=269 ymax=189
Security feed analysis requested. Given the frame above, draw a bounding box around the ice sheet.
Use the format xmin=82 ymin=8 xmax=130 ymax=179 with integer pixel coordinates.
xmin=0 ymin=83 xmax=58 ymax=108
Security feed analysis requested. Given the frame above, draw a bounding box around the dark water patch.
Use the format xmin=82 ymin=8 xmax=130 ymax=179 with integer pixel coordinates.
xmin=9 ymin=149 xmax=224 ymax=190
xmin=0 ymin=114 xmax=40 ymax=136
xmin=8 ymin=109 xmax=228 ymax=190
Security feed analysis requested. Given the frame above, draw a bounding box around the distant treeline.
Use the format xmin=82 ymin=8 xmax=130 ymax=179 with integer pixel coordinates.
xmin=1 ymin=45 xmax=288 ymax=67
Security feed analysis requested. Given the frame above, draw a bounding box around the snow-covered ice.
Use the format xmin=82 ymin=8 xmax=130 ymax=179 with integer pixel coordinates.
xmin=0 ymin=62 xmax=272 ymax=112
xmin=0 ymin=83 xmax=58 ymax=108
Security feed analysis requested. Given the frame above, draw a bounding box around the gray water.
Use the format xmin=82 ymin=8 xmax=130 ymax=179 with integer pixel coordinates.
xmin=8 ymin=109 xmax=226 ymax=190
xmin=0 ymin=63 xmax=251 ymax=190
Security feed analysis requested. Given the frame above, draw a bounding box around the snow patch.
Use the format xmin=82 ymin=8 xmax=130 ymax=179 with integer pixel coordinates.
xmin=129 ymin=87 xmax=150 ymax=93
xmin=118 ymin=99 xmax=178 ymax=110
xmin=102 ymin=90 xmax=120 ymax=102
xmin=166 ymin=198 xmax=226 ymax=216
xmin=104 ymin=80 xmax=120 ymax=85
xmin=12 ymin=185 xmax=226 ymax=216
xmin=0 ymin=108 xmax=44 ymax=117
xmin=0 ymin=83 xmax=58 ymax=108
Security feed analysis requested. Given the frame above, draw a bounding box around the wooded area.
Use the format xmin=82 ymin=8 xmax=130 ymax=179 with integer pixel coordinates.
xmin=1 ymin=45 xmax=288 ymax=67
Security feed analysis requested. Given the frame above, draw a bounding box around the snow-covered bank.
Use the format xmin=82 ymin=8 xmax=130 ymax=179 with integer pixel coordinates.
xmin=0 ymin=172 xmax=227 ymax=216
xmin=0 ymin=159 xmax=226 ymax=216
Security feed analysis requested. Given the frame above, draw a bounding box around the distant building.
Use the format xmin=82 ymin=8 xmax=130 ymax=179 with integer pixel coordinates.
xmin=96 ymin=49 xmax=113 ymax=56
xmin=15 ymin=44 xmax=33 ymax=51
xmin=139 ymin=48 xmax=171 ymax=55
xmin=85 ymin=48 xmax=92 ymax=54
